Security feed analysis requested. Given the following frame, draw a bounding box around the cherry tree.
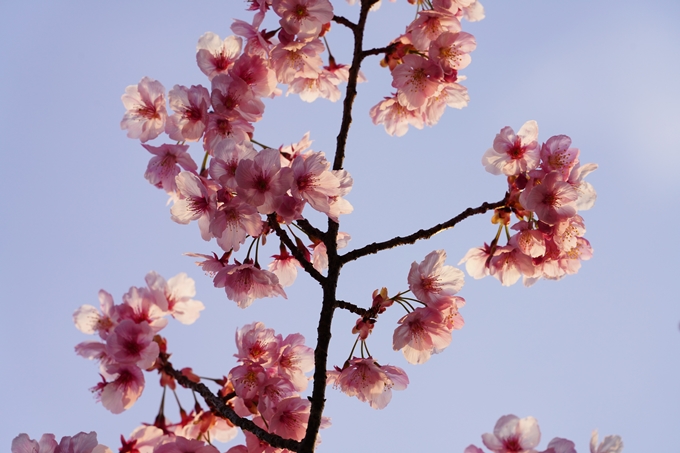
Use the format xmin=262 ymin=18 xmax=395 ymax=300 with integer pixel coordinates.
xmin=13 ymin=1 xmax=622 ymax=453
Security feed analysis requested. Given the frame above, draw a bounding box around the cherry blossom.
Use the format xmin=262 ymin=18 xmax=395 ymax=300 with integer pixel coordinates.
xmin=392 ymin=54 xmax=443 ymax=110
xmin=92 ymin=363 xmax=145 ymax=414
xmin=273 ymin=0 xmax=334 ymax=40
xmin=144 ymin=271 xmax=205 ymax=325
xmin=393 ymin=306 xmax=452 ymax=364
xmin=196 ymin=32 xmax=242 ymax=81
xmin=105 ymin=320 xmax=159 ymax=369
xmin=165 ymin=84 xmax=210 ymax=141
xmin=590 ymin=430 xmax=623 ymax=453
xmin=327 ymin=357 xmax=409 ymax=409
xmin=142 ymin=144 xmax=198 ymax=194
xmin=73 ymin=290 xmax=118 ymax=340
xmin=121 ymin=77 xmax=167 ymax=143
xmin=369 ymin=95 xmax=425 ymax=137
xmin=482 ymin=121 xmax=540 ymax=176
xmin=408 ymin=249 xmax=465 ymax=304
xmin=481 ymin=415 xmax=541 ymax=453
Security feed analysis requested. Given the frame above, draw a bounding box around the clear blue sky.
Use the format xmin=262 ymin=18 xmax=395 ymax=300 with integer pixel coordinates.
xmin=1 ymin=1 xmax=679 ymax=452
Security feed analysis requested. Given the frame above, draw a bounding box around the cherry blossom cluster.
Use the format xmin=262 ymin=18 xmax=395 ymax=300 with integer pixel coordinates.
xmin=122 ymin=55 xmax=353 ymax=307
xmin=12 ymin=432 xmax=111 ymax=453
xmin=72 ymin=272 xmax=204 ymax=413
xmin=369 ymin=0 xmax=484 ymax=136
xmin=460 ymin=121 xmax=597 ymax=286
xmin=464 ymin=414 xmax=623 ymax=453
xmin=225 ymin=322 xmax=328 ymax=450
xmin=327 ymin=249 xmax=466 ymax=408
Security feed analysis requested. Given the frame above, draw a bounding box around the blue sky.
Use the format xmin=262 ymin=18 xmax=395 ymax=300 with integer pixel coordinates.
xmin=1 ymin=1 xmax=679 ymax=452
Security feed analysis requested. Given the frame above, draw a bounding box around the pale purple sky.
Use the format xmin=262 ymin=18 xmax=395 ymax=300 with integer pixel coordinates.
xmin=1 ymin=1 xmax=679 ymax=452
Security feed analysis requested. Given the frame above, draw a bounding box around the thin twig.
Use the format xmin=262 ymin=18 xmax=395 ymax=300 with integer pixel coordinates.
xmin=160 ymin=360 xmax=301 ymax=452
xmin=340 ymin=196 xmax=508 ymax=264
xmin=332 ymin=15 xmax=356 ymax=31
xmin=267 ymin=214 xmax=326 ymax=284
xmin=361 ymin=44 xmax=395 ymax=58
xmin=335 ymin=300 xmax=369 ymax=317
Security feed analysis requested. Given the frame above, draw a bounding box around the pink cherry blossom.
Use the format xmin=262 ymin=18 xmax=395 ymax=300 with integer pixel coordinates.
xmin=482 ymin=121 xmax=540 ymax=176
xmin=142 ymin=144 xmax=198 ymax=194
xmin=165 ymin=84 xmax=210 ymax=141
xmin=12 ymin=433 xmax=57 ymax=453
xmin=408 ymin=249 xmax=465 ymax=304
xmin=210 ymin=74 xmax=265 ymax=123
xmin=272 ymin=0 xmax=334 ymax=40
xmin=392 ymin=54 xmax=443 ymax=110
xmin=235 ymin=148 xmax=294 ymax=214
xmin=209 ymin=139 xmax=258 ymax=189
xmin=13 ymin=432 xmax=111 ymax=453
xmin=73 ymin=290 xmax=118 ymax=340
xmin=145 ymin=271 xmax=205 ymax=325
xmin=369 ymin=95 xmax=424 ymax=137
xmin=257 ymin=375 xmax=298 ymax=419
xmin=423 ymin=81 xmax=470 ymax=126
xmin=93 ymin=363 xmax=145 ymax=414
xmin=235 ymin=321 xmax=282 ymax=366
xmin=231 ymin=17 xmax=273 ymax=59
xmin=393 ymin=306 xmax=452 ymax=364
xmin=170 ymin=172 xmax=217 ymax=241
xmin=458 ymin=243 xmax=492 ymax=279
xmin=214 ymin=260 xmax=287 ymax=308
xmin=488 ymin=245 xmax=536 ymax=286
xmin=203 ymin=112 xmax=254 ymax=152
xmin=481 ymin=415 xmax=541 ymax=453
xmin=210 ymin=195 xmax=264 ymax=252
xmin=290 ymin=151 xmax=340 ymax=216
xmin=121 ymin=77 xmax=167 ymax=143
xmin=429 ymin=31 xmax=476 ymax=74
xmin=105 ymin=319 xmax=159 ymax=369
xmin=154 ymin=437 xmax=219 ymax=453
xmin=268 ymin=246 xmax=301 ymax=287
xmin=196 ymin=32 xmax=242 ymax=81
xmin=229 ymin=363 xmax=267 ymax=403
xmin=268 ymin=397 xmax=316 ymax=441
xmin=176 ymin=410 xmax=238 ymax=444
xmin=590 ymin=430 xmax=623 ymax=453
xmin=277 ymin=333 xmax=314 ymax=391
xmin=231 ymin=54 xmax=278 ymax=98
xmin=119 ymin=426 xmax=167 ymax=453
xmin=327 ymin=357 xmax=409 ymax=409
xmin=407 ymin=9 xmax=462 ymax=50
xmin=540 ymin=135 xmax=579 ymax=180
xmin=119 ymin=286 xmax=168 ymax=331
xmin=545 ymin=438 xmax=577 ymax=453
xmin=286 ymin=70 xmax=343 ymax=102
xmin=510 ymin=221 xmax=546 ymax=258
xmin=568 ymin=162 xmax=598 ymax=211
xmin=521 ymin=171 xmax=578 ymax=225
xmin=270 ymin=38 xmax=324 ymax=84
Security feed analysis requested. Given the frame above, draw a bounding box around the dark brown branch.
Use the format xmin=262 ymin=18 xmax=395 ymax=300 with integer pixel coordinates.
xmin=295 ymin=218 xmax=326 ymax=242
xmin=161 ymin=360 xmax=301 ymax=452
xmin=340 ymin=196 xmax=508 ymax=264
xmin=332 ymin=15 xmax=356 ymax=31
xmin=267 ymin=214 xmax=326 ymax=284
xmin=361 ymin=44 xmax=395 ymax=58
xmin=335 ymin=299 xmax=369 ymax=317
xmin=332 ymin=0 xmax=380 ymax=171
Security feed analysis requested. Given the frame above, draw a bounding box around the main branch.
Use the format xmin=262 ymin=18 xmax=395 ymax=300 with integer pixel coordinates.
xmin=340 ymin=196 xmax=508 ymax=264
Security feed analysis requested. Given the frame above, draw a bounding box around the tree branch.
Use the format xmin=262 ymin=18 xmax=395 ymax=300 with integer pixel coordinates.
xmin=295 ymin=218 xmax=326 ymax=242
xmin=335 ymin=299 xmax=369 ymax=317
xmin=361 ymin=44 xmax=395 ymax=59
xmin=267 ymin=214 xmax=326 ymax=284
xmin=332 ymin=0 xmax=380 ymax=171
xmin=340 ymin=196 xmax=508 ymax=264
xmin=160 ymin=360 xmax=301 ymax=452
xmin=332 ymin=15 xmax=356 ymax=31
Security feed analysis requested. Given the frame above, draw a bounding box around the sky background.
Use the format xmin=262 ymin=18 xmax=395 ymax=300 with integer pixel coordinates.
xmin=1 ymin=1 xmax=679 ymax=452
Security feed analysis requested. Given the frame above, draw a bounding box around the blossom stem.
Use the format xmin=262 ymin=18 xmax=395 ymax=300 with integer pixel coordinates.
xmin=199 ymin=150 xmax=209 ymax=175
